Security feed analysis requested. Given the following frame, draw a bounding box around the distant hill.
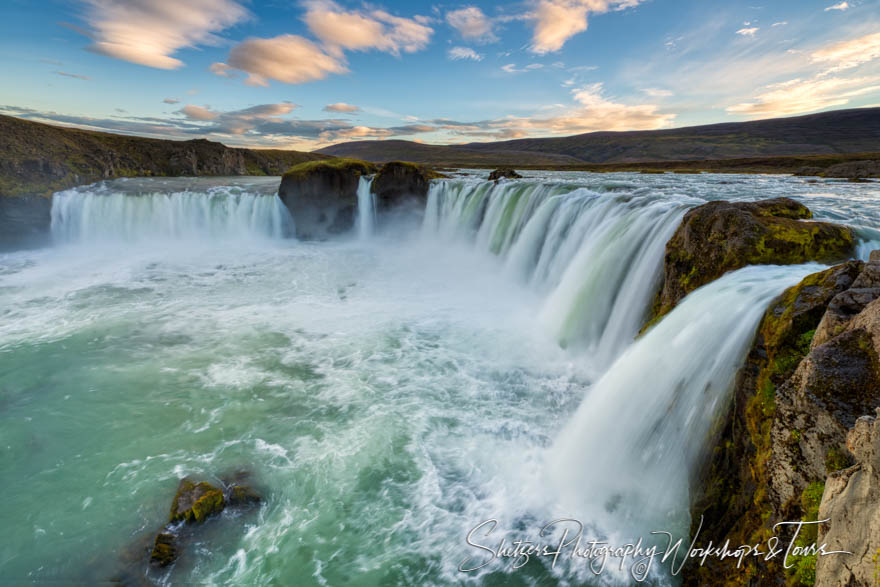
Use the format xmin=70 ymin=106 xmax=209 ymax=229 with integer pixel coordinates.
xmin=0 ymin=114 xmax=329 ymax=199
xmin=316 ymin=108 xmax=880 ymax=166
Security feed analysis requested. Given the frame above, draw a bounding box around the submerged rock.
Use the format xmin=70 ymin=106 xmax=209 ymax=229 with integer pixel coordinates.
xmin=370 ymin=161 xmax=444 ymax=212
xmin=488 ymin=167 xmax=523 ymax=181
xmin=689 ymin=256 xmax=880 ymax=585
xmin=816 ymin=409 xmax=880 ymax=586
xmin=650 ymin=198 xmax=855 ymax=322
xmin=278 ymin=158 xmax=377 ymax=240
xmin=169 ymin=479 xmax=226 ymax=523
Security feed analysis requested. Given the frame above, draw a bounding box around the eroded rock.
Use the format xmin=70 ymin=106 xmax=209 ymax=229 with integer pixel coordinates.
xmin=488 ymin=167 xmax=523 ymax=181
xmin=370 ymin=161 xmax=443 ymax=212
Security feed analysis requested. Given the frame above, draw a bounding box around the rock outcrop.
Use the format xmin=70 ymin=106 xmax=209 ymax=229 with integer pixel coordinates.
xmin=0 ymin=194 xmax=51 ymax=250
xmin=370 ymin=161 xmax=443 ymax=211
xmin=650 ymin=198 xmax=855 ymax=322
xmin=821 ymin=160 xmax=880 ymax=179
xmin=278 ymin=158 xmax=377 ymax=240
xmin=816 ymin=409 xmax=880 ymax=586
xmin=689 ymin=255 xmax=880 ymax=586
xmin=488 ymin=167 xmax=523 ymax=181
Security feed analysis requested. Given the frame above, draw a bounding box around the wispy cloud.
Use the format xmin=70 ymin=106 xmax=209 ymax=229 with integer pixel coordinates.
xmin=448 ymin=46 xmax=483 ymax=61
xmin=78 ymin=0 xmax=248 ymax=69
xmin=163 ymin=98 xmax=180 ymax=104
xmin=446 ymin=6 xmax=498 ymax=43
xmin=736 ymin=27 xmax=759 ymax=37
xmin=54 ymin=71 xmax=90 ymax=80
xmin=727 ymin=76 xmax=880 ymax=117
xmin=642 ymin=88 xmax=673 ymax=97
xmin=811 ymin=31 xmax=880 ymax=75
xmin=825 ymin=2 xmax=849 ymax=11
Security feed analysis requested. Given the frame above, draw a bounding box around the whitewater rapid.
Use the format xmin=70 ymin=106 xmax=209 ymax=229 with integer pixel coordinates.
xmin=1 ymin=172 xmax=879 ymax=584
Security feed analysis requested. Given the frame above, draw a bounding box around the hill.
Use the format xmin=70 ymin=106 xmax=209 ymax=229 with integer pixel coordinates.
xmin=316 ymin=108 xmax=880 ymax=166
xmin=0 ymin=114 xmax=329 ymax=199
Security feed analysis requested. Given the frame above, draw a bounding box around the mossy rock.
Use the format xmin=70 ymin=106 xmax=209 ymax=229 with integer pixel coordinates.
xmin=488 ymin=167 xmax=523 ymax=181
xmin=278 ymin=158 xmax=378 ymax=240
xmin=370 ymin=161 xmax=444 ymax=211
xmin=149 ymin=532 xmax=178 ymax=568
xmin=169 ymin=479 xmax=226 ymax=523
xmin=651 ymin=198 xmax=855 ymax=322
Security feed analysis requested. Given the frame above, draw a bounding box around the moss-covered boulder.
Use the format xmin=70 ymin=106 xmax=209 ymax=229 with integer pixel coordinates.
xmin=169 ymin=479 xmax=226 ymax=524
xmin=370 ymin=161 xmax=443 ymax=212
xmin=651 ymin=198 xmax=855 ymax=322
xmin=687 ymin=258 xmax=880 ymax=585
xmin=278 ymin=158 xmax=377 ymax=240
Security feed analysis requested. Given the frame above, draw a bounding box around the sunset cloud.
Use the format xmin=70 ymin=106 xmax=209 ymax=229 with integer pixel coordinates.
xmin=530 ymin=0 xmax=645 ymax=54
xmin=54 ymin=71 xmax=90 ymax=80
xmin=220 ymin=35 xmax=347 ymax=86
xmin=811 ymin=32 xmax=880 ymax=75
xmin=825 ymin=2 xmax=849 ymax=11
xmin=180 ymin=104 xmax=218 ymax=120
xmin=79 ymin=0 xmax=248 ymax=69
xmin=446 ymin=6 xmax=497 ymax=43
xmin=727 ymin=76 xmax=880 ymax=117
xmin=323 ymin=102 xmax=360 ymax=113
xmin=304 ymin=1 xmax=433 ymax=57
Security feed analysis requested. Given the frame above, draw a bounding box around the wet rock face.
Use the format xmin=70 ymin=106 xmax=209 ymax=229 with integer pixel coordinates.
xmin=816 ymin=410 xmax=880 ymax=586
xmin=169 ymin=479 xmax=226 ymax=524
xmin=278 ymin=159 xmax=377 ymax=240
xmin=688 ymin=257 xmax=880 ymax=586
xmin=0 ymin=194 xmax=51 ymax=251
xmin=370 ymin=161 xmax=440 ymax=211
xmin=651 ymin=198 xmax=855 ymax=321
xmin=488 ymin=167 xmax=523 ymax=181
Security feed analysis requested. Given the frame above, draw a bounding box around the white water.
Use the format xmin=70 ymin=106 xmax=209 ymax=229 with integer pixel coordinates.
xmin=357 ymin=176 xmax=376 ymax=240
xmin=3 ymin=173 xmax=879 ymax=584
xmin=424 ymin=180 xmax=692 ymax=368
xmin=50 ymin=178 xmax=293 ymax=244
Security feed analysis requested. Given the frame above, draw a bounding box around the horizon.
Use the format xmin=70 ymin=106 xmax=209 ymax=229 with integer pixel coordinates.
xmin=2 ymin=0 xmax=879 ymax=151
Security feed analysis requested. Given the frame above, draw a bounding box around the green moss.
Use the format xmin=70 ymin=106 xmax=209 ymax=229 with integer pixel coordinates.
xmin=282 ymin=157 xmax=377 ymax=179
xmin=784 ymin=482 xmax=825 ymax=586
xmin=825 ymin=446 xmax=852 ymax=473
xmin=190 ymin=488 xmax=225 ymax=522
xmin=170 ymin=480 xmax=226 ymax=523
xmin=150 ymin=533 xmax=178 ymax=567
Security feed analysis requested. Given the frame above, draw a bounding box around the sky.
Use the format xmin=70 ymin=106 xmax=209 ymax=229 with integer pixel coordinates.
xmin=1 ymin=0 xmax=879 ymax=151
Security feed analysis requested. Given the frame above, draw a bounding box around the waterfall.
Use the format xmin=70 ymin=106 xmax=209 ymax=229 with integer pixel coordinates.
xmin=357 ymin=176 xmax=376 ymax=240
xmin=423 ymin=179 xmax=693 ymax=364
xmin=50 ymin=183 xmax=294 ymax=244
xmin=547 ymin=263 xmax=820 ymax=544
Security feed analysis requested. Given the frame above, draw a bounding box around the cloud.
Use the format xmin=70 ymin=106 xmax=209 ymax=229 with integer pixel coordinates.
xmin=54 ymin=71 xmax=90 ymax=80
xmin=163 ymin=98 xmax=180 ymax=104
xmin=448 ymin=46 xmax=483 ymax=61
xmin=324 ymin=102 xmax=360 ymax=113
xmin=304 ymin=1 xmax=433 ymax=56
xmin=825 ymin=2 xmax=849 ymax=11
xmin=772 ymin=21 xmax=788 ymax=27
xmin=727 ymin=76 xmax=880 ymax=117
xmin=79 ymin=0 xmax=248 ymax=69
xmin=209 ymin=62 xmax=236 ymax=78
xmin=446 ymin=6 xmax=497 ymax=43
xmin=501 ymin=63 xmax=544 ymax=73
xmin=642 ymin=88 xmax=673 ymax=97
xmin=219 ymin=35 xmax=347 ymax=86
xmin=530 ymin=0 xmax=644 ymax=54
xmin=736 ymin=27 xmax=759 ymax=37
xmin=811 ymin=32 xmax=880 ymax=75
xmin=180 ymin=105 xmax=218 ymax=121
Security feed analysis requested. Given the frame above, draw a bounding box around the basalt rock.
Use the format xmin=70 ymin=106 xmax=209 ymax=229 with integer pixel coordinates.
xmin=688 ymin=256 xmax=880 ymax=585
xmin=488 ymin=167 xmax=523 ymax=181
xmin=278 ymin=158 xmax=377 ymax=240
xmin=370 ymin=161 xmax=444 ymax=212
xmin=0 ymin=194 xmax=51 ymax=251
xmin=650 ymin=198 xmax=855 ymax=322
xmin=816 ymin=409 xmax=880 ymax=586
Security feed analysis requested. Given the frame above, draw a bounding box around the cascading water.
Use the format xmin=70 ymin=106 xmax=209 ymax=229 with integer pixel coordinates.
xmin=357 ymin=176 xmax=377 ymax=240
xmin=424 ymin=179 xmax=694 ymax=366
xmin=50 ymin=179 xmax=293 ymax=243
xmin=545 ymin=264 xmax=820 ymax=558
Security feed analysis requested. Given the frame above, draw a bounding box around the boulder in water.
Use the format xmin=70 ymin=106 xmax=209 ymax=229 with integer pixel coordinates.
xmin=650 ymin=197 xmax=855 ymax=322
xmin=169 ymin=478 xmax=226 ymax=523
xmin=488 ymin=168 xmax=522 ymax=181
xmin=370 ymin=161 xmax=444 ymax=211
xmin=279 ymin=158 xmax=377 ymax=240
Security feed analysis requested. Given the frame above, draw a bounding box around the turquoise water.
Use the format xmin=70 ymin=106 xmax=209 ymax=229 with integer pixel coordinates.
xmin=1 ymin=173 xmax=878 ymax=585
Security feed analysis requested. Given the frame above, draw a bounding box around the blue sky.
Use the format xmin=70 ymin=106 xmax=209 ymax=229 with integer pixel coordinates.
xmin=1 ymin=0 xmax=878 ymax=150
